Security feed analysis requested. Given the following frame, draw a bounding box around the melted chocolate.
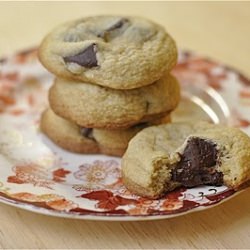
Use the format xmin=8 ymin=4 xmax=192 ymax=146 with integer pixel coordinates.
xmin=97 ymin=18 xmax=129 ymax=40
xmin=171 ymin=137 xmax=223 ymax=187
xmin=63 ymin=44 xmax=98 ymax=68
xmin=80 ymin=128 xmax=95 ymax=140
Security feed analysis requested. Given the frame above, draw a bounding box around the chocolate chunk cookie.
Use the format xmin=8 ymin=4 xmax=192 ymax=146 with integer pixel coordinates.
xmin=122 ymin=122 xmax=250 ymax=198
xmin=38 ymin=16 xmax=177 ymax=89
xmin=41 ymin=109 xmax=171 ymax=156
xmin=49 ymin=73 xmax=180 ymax=129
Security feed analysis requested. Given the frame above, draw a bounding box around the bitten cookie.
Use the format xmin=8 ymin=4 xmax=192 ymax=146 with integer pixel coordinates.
xmin=49 ymin=73 xmax=180 ymax=129
xmin=122 ymin=122 xmax=250 ymax=198
xmin=41 ymin=109 xmax=171 ymax=156
xmin=38 ymin=15 xmax=177 ymax=89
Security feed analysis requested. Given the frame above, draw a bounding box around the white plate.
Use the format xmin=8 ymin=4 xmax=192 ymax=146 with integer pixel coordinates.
xmin=0 ymin=48 xmax=249 ymax=221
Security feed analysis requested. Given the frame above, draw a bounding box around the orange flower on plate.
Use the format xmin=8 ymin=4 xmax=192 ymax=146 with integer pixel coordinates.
xmin=128 ymin=198 xmax=161 ymax=215
xmin=80 ymin=190 xmax=137 ymax=211
xmin=47 ymin=199 xmax=78 ymax=211
xmin=52 ymin=168 xmax=71 ymax=183
xmin=9 ymin=192 xmax=78 ymax=211
xmin=73 ymin=160 xmax=120 ymax=190
xmin=8 ymin=164 xmax=70 ymax=189
xmin=8 ymin=164 xmax=53 ymax=189
xmin=11 ymin=192 xmax=38 ymax=201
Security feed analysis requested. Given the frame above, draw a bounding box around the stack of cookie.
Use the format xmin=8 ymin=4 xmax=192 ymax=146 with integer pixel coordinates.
xmin=39 ymin=16 xmax=180 ymax=156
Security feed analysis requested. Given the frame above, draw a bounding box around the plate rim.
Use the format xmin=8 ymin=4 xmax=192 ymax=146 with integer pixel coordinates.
xmin=0 ymin=187 xmax=245 ymax=221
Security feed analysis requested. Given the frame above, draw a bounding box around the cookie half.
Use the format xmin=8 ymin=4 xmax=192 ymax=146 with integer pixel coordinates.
xmin=49 ymin=73 xmax=180 ymax=129
xmin=122 ymin=122 xmax=250 ymax=198
xmin=38 ymin=15 xmax=177 ymax=89
xmin=40 ymin=109 xmax=171 ymax=156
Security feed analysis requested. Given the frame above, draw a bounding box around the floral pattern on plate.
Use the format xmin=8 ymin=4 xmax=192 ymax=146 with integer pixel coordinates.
xmin=0 ymin=48 xmax=249 ymax=220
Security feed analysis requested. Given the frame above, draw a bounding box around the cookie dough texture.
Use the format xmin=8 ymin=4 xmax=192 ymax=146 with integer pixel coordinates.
xmin=49 ymin=74 xmax=180 ymax=129
xmin=38 ymin=15 xmax=177 ymax=89
xmin=122 ymin=122 xmax=250 ymax=198
xmin=41 ymin=109 xmax=171 ymax=157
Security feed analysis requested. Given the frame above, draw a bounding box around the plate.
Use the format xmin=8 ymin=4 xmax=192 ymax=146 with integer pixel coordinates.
xmin=0 ymin=48 xmax=249 ymax=221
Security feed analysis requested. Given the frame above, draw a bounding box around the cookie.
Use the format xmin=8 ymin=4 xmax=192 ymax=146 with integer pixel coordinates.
xmin=40 ymin=109 xmax=171 ymax=156
xmin=122 ymin=122 xmax=250 ymax=198
xmin=49 ymin=73 xmax=180 ymax=129
xmin=40 ymin=108 xmax=99 ymax=154
xmin=38 ymin=15 xmax=177 ymax=89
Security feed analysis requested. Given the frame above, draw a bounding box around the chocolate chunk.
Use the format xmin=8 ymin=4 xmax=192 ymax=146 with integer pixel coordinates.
xmin=97 ymin=18 xmax=129 ymax=40
xmin=80 ymin=128 xmax=95 ymax=140
xmin=63 ymin=44 xmax=98 ymax=68
xmin=171 ymin=137 xmax=223 ymax=187
xmin=201 ymin=172 xmax=224 ymax=186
